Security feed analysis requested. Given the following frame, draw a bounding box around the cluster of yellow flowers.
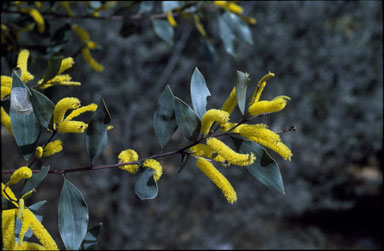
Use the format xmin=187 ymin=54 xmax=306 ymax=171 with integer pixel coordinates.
xmin=2 ymin=167 xmax=59 ymax=250
xmin=118 ymin=149 xmax=163 ymax=182
xmin=187 ymin=71 xmax=292 ymax=204
xmin=72 ymin=24 xmax=104 ymax=72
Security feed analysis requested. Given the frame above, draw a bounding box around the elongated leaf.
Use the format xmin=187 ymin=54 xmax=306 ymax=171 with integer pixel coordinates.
xmin=21 ymin=165 xmax=50 ymax=195
xmin=59 ymin=179 xmax=89 ymax=250
xmin=162 ymin=1 xmax=179 ymax=12
xmin=28 ymin=200 xmax=47 ymax=212
xmin=174 ymin=97 xmax=201 ymax=141
xmin=30 ymin=89 xmax=54 ymax=129
xmin=80 ymin=223 xmax=102 ymax=250
xmin=134 ymin=168 xmax=158 ymax=200
xmin=10 ymin=71 xmax=42 ymax=161
xmin=42 ymin=57 xmax=62 ymax=83
xmin=154 ymin=85 xmax=177 ymax=149
xmin=152 ymin=19 xmax=174 ymax=46
xmin=190 ymin=67 xmax=211 ymax=119
xmin=138 ymin=1 xmax=154 ymax=14
xmin=178 ymin=153 xmax=190 ymax=173
xmin=219 ymin=13 xmax=236 ymax=56
xmin=86 ymin=99 xmax=111 ymax=165
xmin=236 ymin=71 xmax=251 ymax=115
xmin=228 ymin=13 xmax=253 ymax=45
xmin=234 ymin=138 xmax=285 ymax=194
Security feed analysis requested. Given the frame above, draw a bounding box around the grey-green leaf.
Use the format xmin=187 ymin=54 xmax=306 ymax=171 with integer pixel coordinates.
xmin=134 ymin=168 xmax=158 ymax=200
xmin=58 ymin=179 xmax=89 ymax=250
xmin=190 ymin=67 xmax=211 ymax=119
xmin=138 ymin=1 xmax=154 ymax=14
xmin=80 ymin=223 xmax=103 ymax=250
xmin=30 ymin=89 xmax=54 ymax=129
xmin=219 ymin=13 xmax=236 ymax=56
xmin=174 ymin=97 xmax=201 ymax=141
xmin=162 ymin=1 xmax=179 ymax=12
xmin=42 ymin=57 xmax=63 ymax=84
xmin=152 ymin=19 xmax=174 ymax=46
xmin=154 ymin=85 xmax=178 ymax=149
xmin=228 ymin=13 xmax=253 ymax=45
xmin=236 ymin=71 xmax=251 ymax=115
xmin=86 ymin=99 xmax=111 ymax=165
xmin=234 ymin=138 xmax=285 ymax=194
xmin=10 ymin=71 xmax=42 ymax=161
xmin=21 ymin=165 xmax=50 ymax=195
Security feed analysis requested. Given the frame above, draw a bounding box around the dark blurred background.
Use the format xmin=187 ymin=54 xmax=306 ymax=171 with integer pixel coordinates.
xmin=2 ymin=1 xmax=383 ymax=249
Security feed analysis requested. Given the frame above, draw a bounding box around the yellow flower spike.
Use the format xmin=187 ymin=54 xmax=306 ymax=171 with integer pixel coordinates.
xmin=25 ymin=209 xmax=59 ymax=250
xmin=13 ymin=241 xmax=47 ymax=250
xmin=81 ymin=47 xmax=104 ymax=72
xmin=64 ymin=103 xmax=98 ymax=121
xmin=87 ymin=41 xmax=98 ymax=50
xmin=249 ymin=71 xmax=275 ymax=106
xmin=221 ymin=87 xmax=237 ymax=114
xmin=72 ymin=24 xmax=90 ymax=42
xmin=1 ymin=86 xmax=11 ymax=99
xmin=193 ymin=14 xmax=207 ymax=37
xmin=1 ymin=75 xmax=12 ymax=88
xmin=53 ymin=97 xmax=81 ymax=127
xmin=118 ymin=149 xmax=139 ymax=174
xmin=17 ymin=198 xmax=25 ymax=219
xmin=1 ymin=106 xmax=13 ymax=135
xmin=35 ymin=146 xmax=43 ymax=158
xmin=43 ymin=140 xmax=63 ymax=157
xmin=200 ymin=109 xmax=230 ymax=135
xmin=17 ymin=49 xmax=34 ymax=82
xmin=35 ymin=1 xmax=42 ymax=9
xmin=29 ymin=8 xmax=45 ymax=33
xmin=59 ymin=57 xmax=74 ymax=74
xmin=206 ymin=137 xmax=255 ymax=166
xmin=2 ymin=209 xmax=16 ymax=248
xmin=241 ymin=16 xmax=257 ymax=25
xmin=1 ymin=183 xmax=18 ymax=205
xmin=6 ymin=166 xmax=32 ymax=186
xmin=248 ymin=95 xmax=291 ymax=117
xmin=189 ymin=144 xmax=215 ymax=158
xmin=219 ymin=122 xmax=243 ymax=133
xmin=56 ymin=121 xmax=88 ymax=133
xmin=60 ymin=1 xmax=73 ymax=16
xmin=196 ymin=157 xmax=237 ymax=204
xmin=167 ymin=10 xmax=177 ymax=27
xmin=248 ymin=136 xmax=293 ymax=161
xmin=214 ymin=1 xmax=243 ymax=15
xmin=238 ymin=123 xmax=281 ymax=142
xmin=143 ymin=159 xmax=163 ymax=182
xmin=107 ymin=125 xmax=114 ymax=130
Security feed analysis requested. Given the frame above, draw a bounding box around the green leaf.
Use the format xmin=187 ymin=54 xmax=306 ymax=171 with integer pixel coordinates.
xmin=228 ymin=13 xmax=253 ymax=45
xmin=21 ymin=165 xmax=50 ymax=195
xmin=152 ymin=19 xmax=174 ymax=46
xmin=28 ymin=200 xmax=47 ymax=212
xmin=86 ymin=99 xmax=111 ymax=165
xmin=10 ymin=71 xmax=42 ymax=161
xmin=46 ymin=23 xmax=71 ymax=57
xmin=154 ymin=85 xmax=178 ymax=149
xmin=219 ymin=13 xmax=236 ymax=56
xmin=30 ymin=89 xmax=54 ymax=129
xmin=134 ymin=168 xmax=158 ymax=200
xmin=59 ymin=179 xmax=89 ymax=250
xmin=138 ymin=1 xmax=154 ymax=14
xmin=80 ymin=223 xmax=103 ymax=250
xmin=174 ymin=97 xmax=201 ymax=141
xmin=162 ymin=1 xmax=179 ymax=12
xmin=234 ymin=138 xmax=285 ymax=194
xmin=190 ymin=67 xmax=211 ymax=119
xmin=42 ymin=57 xmax=63 ymax=84
xmin=236 ymin=71 xmax=251 ymax=115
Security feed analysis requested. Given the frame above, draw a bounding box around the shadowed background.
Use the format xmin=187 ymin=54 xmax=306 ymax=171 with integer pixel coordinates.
xmin=1 ymin=1 xmax=382 ymax=249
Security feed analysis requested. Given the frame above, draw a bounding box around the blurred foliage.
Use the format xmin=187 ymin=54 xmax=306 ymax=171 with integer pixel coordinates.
xmin=1 ymin=0 xmax=382 ymax=249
